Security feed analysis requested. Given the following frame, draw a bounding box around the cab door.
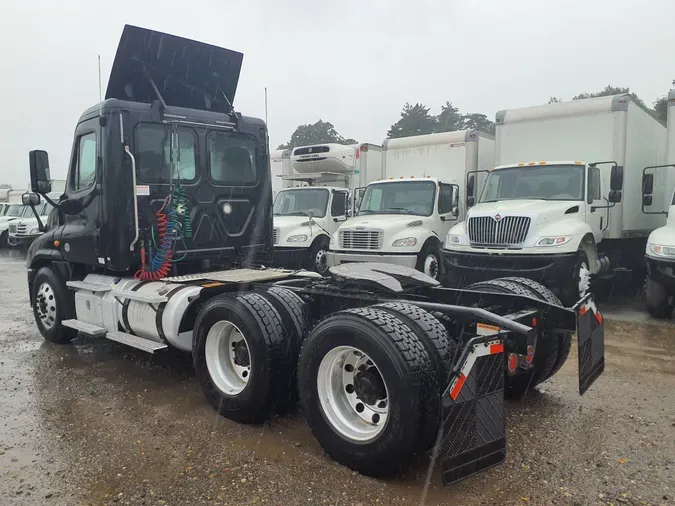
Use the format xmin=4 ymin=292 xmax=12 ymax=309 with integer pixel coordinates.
xmin=328 ymin=190 xmax=349 ymax=234
xmin=55 ymin=118 xmax=103 ymax=266
xmin=585 ymin=165 xmax=604 ymax=243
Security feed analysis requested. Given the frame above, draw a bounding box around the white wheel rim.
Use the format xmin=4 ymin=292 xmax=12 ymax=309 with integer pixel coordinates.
xmin=315 ymin=249 xmax=328 ymax=273
xmin=424 ymin=254 xmax=439 ymax=279
xmin=578 ymin=262 xmax=591 ymax=297
xmin=205 ymin=321 xmax=251 ymax=396
xmin=317 ymin=346 xmax=389 ymax=442
xmin=36 ymin=282 xmax=57 ymax=329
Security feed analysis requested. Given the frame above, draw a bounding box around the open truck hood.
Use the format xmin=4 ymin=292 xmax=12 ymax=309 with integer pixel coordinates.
xmin=106 ymin=25 xmax=243 ymax=113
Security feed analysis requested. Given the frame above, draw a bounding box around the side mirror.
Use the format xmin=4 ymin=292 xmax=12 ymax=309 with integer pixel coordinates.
xmin=610 ymin=165 xmax=624 ymax=192
xmin=467 ymin=195 xmax=475 ymax=208
xmin=642 ymin=173 xmax=654 ymax=195
xmin=60 ymin=198 xmax=84 ymax=215
xmin=22 ymin=192 xmax=41 ymax=206
xmin=29 ymin=150 xmax=52 ymax=194
xmin=333 ymin=215 xmax=347 ymax=223
xmin=642 ymin=194 xmax=653 ymax=207
xmin=307 ymin=209 xmax=314 ymax=219
xmin=608 ymin=190 xmax=622 ymax=203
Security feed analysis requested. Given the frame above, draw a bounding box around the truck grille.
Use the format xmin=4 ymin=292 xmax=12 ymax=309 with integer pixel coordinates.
xmin=16 ymin=224 xmax=27 ymax=236
xmin=273 ymin=228 xmax=279 ymax=245
xmin=468 ymin=216 xmax=531 ymax=246
xmin=339 ymin=229 xmax=383 ymax=250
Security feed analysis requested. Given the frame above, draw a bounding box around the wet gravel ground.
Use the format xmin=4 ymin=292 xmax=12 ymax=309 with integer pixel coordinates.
xmin=1 ymin=253 xmax=674 ymax=506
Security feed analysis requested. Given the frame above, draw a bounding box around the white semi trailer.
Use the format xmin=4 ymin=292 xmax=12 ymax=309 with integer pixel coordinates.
xmin=442 ymin=95 xmax=667 ymax=304
xmin=272 ymin=143 xmax=382 ymax=273
xmin=327 ymin=130 xmax=494 ymax=279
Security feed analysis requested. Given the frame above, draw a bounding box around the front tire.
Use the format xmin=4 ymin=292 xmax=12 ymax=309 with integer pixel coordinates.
xmin=31 ymin=266 xmax=77 ymax=344
xmin=0 ymin=230 xmax=8 ymax=249
xmin=645 ymin=276 xmax=672 ymax=319
xmin=308 ymin=236 xmax=329 ymax=275
xmin=416 ymin=242 xmax=441 ymax=280
xmin=298 ymin=307 xmax=432 ymax=477
xmin=193 ymin=292 xmax=293 ymax=423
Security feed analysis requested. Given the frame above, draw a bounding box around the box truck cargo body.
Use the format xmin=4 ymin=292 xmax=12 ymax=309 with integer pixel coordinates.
xmin=327 ymin=130 xmax=494 ymax=279
xmin=443 ymin=95 xmax=668 ymax=304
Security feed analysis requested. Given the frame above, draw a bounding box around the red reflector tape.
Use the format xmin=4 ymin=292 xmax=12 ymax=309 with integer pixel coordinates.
xmin=489 ymin=343 xmax=504 ymax=355
xmin=450 ymin=373 xmax=467 ymax=400
xmin=596 ymin=312 xmax=603 ymax=324
xmin=579 ymin=306 xmax=587 ymax=315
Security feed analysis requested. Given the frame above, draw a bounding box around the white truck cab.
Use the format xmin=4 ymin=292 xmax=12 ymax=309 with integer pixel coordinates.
xmin=272 ymin=143 xmax=383 ymax=273
xmin=273 ymin=186 xmax=349 ymax=273
xmin=327 ymin=177 xmax=459 ymax=279
xmin=8 ymin=199 xmax=55 ymax=248
xmin=0 ymin=203 xmax=28 ymax=248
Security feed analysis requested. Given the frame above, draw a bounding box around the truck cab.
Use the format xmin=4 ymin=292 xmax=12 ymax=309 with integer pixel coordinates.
xmin=273 ymin=186 xmax=348 ymax=273
xmin=442 ymin=160 xmax=623 ymax=302
xmin=0 ymin=203 xmax=28 ymax=248
xmin=327 ymin=177 xmax=459 ymax=279
xmin=8 ymin=198 xmax=56 ymax=248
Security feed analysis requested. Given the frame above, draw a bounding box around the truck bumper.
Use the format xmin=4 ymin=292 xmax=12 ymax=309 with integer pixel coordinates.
xmin=9 ymin=235 xmax=39 ymax=248
xmin=441 ymin=249 xmax=577 ymax=286
xmin=272 ymin=246 xmax=309 ymax=269
xmin=326 ymin=251 xmax=417 ymax=269
xmin=645 ymin=255 xmax=675 ymax=287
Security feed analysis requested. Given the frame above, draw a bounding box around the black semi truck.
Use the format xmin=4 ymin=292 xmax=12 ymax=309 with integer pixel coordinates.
xmin=22 ymin=25 xmax=604 ymax=485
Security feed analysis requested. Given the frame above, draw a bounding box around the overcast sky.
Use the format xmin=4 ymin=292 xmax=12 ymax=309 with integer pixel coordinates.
xmin=1 ymin=0 xmax=674 ymax=188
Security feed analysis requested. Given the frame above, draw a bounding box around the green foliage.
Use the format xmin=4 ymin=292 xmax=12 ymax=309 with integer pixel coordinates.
xmin=386 ymin=103 xmax=438 ymax=139
xmin=277 ymin=120 xmax=356 ymax=150
xmin=436 ymin=101 xmax=463 ymax=132
xmin=572 ymin=85 xmax=648 ymax=109
xmin=461 ymin=113 xmax=495 ymax=135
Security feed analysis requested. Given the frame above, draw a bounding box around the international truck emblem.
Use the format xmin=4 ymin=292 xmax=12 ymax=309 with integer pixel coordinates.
xmin=493 ymin=214 xmax=502 ymax=222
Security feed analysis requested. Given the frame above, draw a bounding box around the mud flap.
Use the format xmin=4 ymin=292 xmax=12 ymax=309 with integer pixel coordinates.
xmin=439 ymin=336 xmax=506 ymax=486
xmin=576 ymin=298 xmax=604 ymax=395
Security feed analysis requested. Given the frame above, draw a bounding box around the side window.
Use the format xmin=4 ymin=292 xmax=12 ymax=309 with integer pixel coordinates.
xmin=330 ymin=191 xmax=347 ymax=217
xmin=73 ymin=132 xmax=97 ymax=191
xmin=587 ymin=167 xmax=601 ymax=202
xmin=438 ymin=184 xmax=454 ymax=214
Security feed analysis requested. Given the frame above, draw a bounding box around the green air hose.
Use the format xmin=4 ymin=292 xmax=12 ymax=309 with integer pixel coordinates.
xmin=173 ymin=184 xmax=192 ymax=239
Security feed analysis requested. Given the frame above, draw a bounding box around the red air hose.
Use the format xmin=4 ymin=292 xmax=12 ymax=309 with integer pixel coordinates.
xmin=135 ymin=196 xmax=174 ymax=281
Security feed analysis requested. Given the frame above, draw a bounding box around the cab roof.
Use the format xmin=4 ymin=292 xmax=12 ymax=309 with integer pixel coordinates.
xmin=493 ymin=161 xmax=586 ymax=170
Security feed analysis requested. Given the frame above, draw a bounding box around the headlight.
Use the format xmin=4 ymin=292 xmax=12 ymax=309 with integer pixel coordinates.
xmin=536 ymin=235 xmax=572 ymax=247
xmin=287 ymin=234 xmax=308 ymax=243
xmin=445 ymin=234 xmax=461 ymax=247
xmin=29 ymin=228 xmax=40 ymax=235
xmin=648 ymin=243 xmax=675 ymax=257
xmin=329 ymin=235 xmax=335 ymax=246
xmin=392 ymin=237 xmax=417 ymax=247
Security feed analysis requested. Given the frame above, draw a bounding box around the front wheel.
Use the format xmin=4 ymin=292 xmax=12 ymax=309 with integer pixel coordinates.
xmin=31 ymin=267 xmax=77 ymax=344
xmin=645 ymin=276 xmax=673 ymax=319
xmin=416 ymin=242 xmax=441 ymax=280
xmin=0 ymin=230 xmax=8 ymax=249
xmin=308 ymin=237 xmax=330 ymax=275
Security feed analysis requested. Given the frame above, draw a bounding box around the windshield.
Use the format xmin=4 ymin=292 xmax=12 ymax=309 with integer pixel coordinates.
xmin=273 ymin=189 xmax=329 ymax=218
xmin=5 ymin=204 xmax=24 ymax=217
xmin=358 ymin=181 xmax=436 ymax=216
xmin=480 ymin=165 xmax=584 ymax=203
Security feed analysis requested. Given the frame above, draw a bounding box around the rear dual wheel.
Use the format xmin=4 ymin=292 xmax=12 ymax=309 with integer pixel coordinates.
xmin=465 ymin=277 xmax=572 ymax=397
xmin=298 ymin=306 xmax=445 ymax=477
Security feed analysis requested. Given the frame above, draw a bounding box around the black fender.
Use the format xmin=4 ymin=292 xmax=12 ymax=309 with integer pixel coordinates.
xmin=26 ymin=249 xmax=72 ymax=305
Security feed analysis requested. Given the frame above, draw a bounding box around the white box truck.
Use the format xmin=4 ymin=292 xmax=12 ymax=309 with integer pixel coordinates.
xmin=442 ymin=94 xmax=667 ymax=305
xmin=270 ymin=148 xmax=292 ymax=198
xmin=272 ymin=143 xmax=382 ymax=273
xmin=327 ymin=130 xmax=494 ymax=279
xmin=642 ymin=88 xmax=675 ymax=317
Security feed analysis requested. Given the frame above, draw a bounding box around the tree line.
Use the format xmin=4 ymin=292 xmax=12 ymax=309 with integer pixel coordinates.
xmin=278 ymin=82 xmax=673 ymax=150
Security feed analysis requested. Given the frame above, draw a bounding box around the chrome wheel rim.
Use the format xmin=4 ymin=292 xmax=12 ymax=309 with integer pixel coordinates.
xmin=315 ymin=249 xmax=328 ymax=274
xmin=36 ymin=282 xmax=57 ymax=329
xmin=317 ymin=346 xmax=389 ymax=442
xmin=205 ymin=321 xmax=251 ymax=396
xmin=424 ymin=254 xmax=439 ymax=279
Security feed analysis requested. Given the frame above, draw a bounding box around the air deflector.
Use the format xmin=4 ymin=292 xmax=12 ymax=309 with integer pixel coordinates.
xmin=106 ymin=25 xmax=243 ymax=113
